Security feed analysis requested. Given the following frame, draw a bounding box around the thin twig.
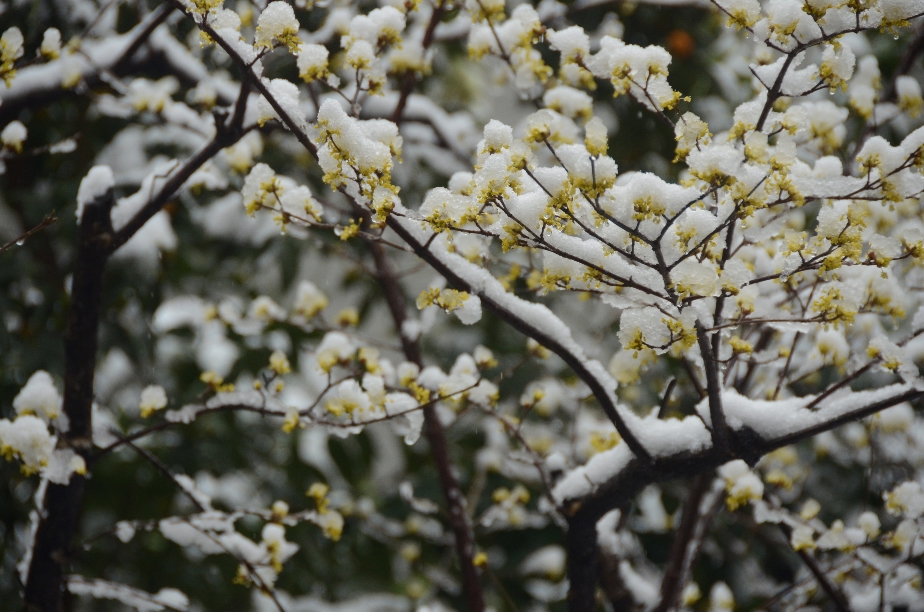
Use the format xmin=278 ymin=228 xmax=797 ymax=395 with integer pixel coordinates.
xmin=0 ymin=212 xmax=57 ymax=253
xmin=391 ymin=0 xmax=448 ymax=124
xmin=114 ymin=432 xmax=207 ymax=512
xmin=778 ymin=523 xmax=851 ymax=612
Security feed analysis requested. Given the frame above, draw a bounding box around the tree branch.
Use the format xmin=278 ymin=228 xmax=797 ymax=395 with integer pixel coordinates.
xmin=24 ymin=188 xmax=115 ymax=612
xmin=562 ymin=386 xmax=924 ymax=610
xmin=0 ymin=5 xmax=175 ymax=125
xmin=115 ymin=433 xmax=207 ymax=513
xmin=109 ymin=81 xmax=251 ymax=250
xmin=652 ymin=474 xmax=712 ymax=612
xmin=696 ymin=321 xmax=730 ymax=458
xmin=781 ymin=525 xmax=851 ymax=612
xmin=23 ymin=75 xmax=247 ymax=612
xmin=566 ymin=506 xmax=604 ymax=612
xmin=391 ymin=1 xmax=448 ymax=125
xmin=386 ymin=215 xmax=652 ymax=463
xmin=171 ymin=0 xmax=652 ymax=465
xmin=0 ymin=211 xmax=57 ymax=254
xmin=365 ymin=238 xmax=486 ymax=612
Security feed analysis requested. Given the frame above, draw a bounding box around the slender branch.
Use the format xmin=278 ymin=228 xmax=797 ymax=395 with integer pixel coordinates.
xmin=748 ymin=14 xmax=924 ymax=132
xmin=755 ymin=52 xmax=799 ymax=132
xmin=115 ymin=433 xmax=207 ymax=512
xmin=712 ymin=215 xmax=738 ymax=364
xmin=112 ymin=4 xmax=176 ymax=74
xmin=109 ymin=81 xmax=251 ymax=250
xmin=652 ymin=474 xmax=711 ymax=612
xmin=735 ymin=328 xmax=774 ymax=394
xmin=0 ymin=211 xmax=57 ymax=254
xmin=658 ymin=378 xmax=677 ymax=419
xmin=170 ymin=1 xmax=320 ymax=158
xmin=386 ymin=215 xmax=652 ymax=464
xmin=391 ymin=0 xmax=448 ymax=124
xmin=696 ymin=321 xmax=730 ymax=457
xmin=365 ymin=239 xmax=485 ymax=612
xmin=681 ymin=356 xmax=707 ymax=399
xmin=775 ymin=523 xmax=851 ymax=612
xmin=675 ymin=483 xmax=724 ymax=604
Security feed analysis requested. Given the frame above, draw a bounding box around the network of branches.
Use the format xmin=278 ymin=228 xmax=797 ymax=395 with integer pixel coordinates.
xmin=3 ymin=0 xmax=924 ymax=611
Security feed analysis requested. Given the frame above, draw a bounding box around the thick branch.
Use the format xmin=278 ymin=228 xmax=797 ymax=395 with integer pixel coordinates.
xmin=23 ymin=78 xmax=247 ymax=612
xmin=562 ymin=386 xmax=924 ymax=610
xmin=24 ymin=189 xmax=114 ymax=612
xmin=566 ymin=508 xmax=603 ymax=612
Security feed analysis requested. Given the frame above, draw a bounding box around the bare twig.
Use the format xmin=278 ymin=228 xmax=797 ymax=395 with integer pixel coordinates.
xmin=0 ymin=211 xmax=57 ymax=254
xmin=114 ymin=432 xmax=207 ymax=512
xmin=658 ymin=378 xmax=678 ymax=419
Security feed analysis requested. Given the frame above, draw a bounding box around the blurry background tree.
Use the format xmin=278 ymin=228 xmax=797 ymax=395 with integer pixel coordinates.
xmin=2 ymin=0 xmax=924 ymax=611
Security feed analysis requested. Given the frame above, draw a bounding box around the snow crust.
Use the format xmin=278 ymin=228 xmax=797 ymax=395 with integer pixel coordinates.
xmin=68 ymin=576 xmax=188 ymax=611
xmin=75 ymin=166 xmax=114 ymax=220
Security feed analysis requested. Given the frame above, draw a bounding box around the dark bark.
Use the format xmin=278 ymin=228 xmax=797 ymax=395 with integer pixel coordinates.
xmin=567 ymin=506 xmax=603 ymax=612
xmin=423 ymin=405 xmax=485 ymax=612
xmin=23 ymin=189 xmax=114 ymax=612
xmin=22 ymin=83 xmax=249 ymax=611
xmin=652 ymin=474 xmax=711 ymax=612
xmin=599 ymin=551 xmax=636 ymax=611
xmin=562 ymin=386 xmax=924 ymax=611
xmin=696 ymin=322 xmax=730 ymax=458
